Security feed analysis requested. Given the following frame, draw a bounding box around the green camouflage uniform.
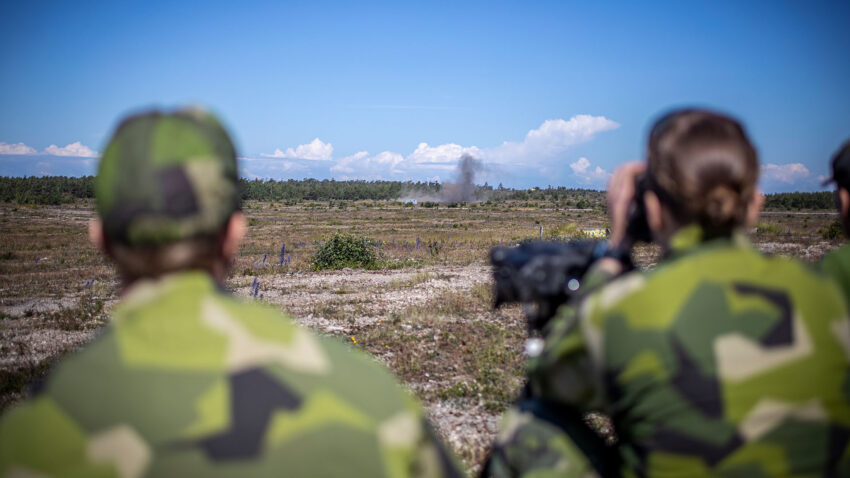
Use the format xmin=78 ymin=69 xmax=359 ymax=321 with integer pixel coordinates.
xmin=0 ymin=271 xmax=458 ymax=477
xmin=490 ymin=225 xmax=850 ymax=477
xmin=822 ymin=244 xmax=850 ymax=302
xmin=0 ymin=109 xmax=460 ymax=477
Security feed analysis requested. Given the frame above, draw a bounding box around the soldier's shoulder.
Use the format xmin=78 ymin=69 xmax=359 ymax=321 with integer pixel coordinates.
xmin=822 ymin=243 xmax=850 ymax=272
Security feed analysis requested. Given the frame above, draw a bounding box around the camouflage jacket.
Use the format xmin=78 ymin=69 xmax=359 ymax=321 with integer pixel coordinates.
xmin=0 ymin=271 xmax=460 ymax=478
xmin=509 ymin=226 xmax=850 ymax=477
xmin=822 ymin=243 xmax=850 ymax=303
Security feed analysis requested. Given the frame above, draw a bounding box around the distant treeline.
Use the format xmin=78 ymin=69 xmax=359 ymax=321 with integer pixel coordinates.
xmin=763 ymin=191 xmax=833 ymax=210
xmin=0 ymin=176 xmax=836 ymax=210
xmin=0 ymin=176 xmax=95 ymax=205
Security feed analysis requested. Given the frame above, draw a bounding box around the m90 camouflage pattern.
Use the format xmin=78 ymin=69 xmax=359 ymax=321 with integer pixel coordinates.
xmin=488 ymin=226 xmax=850 ymax=477
xmin=0 ymin=272 xmax=460 ymax=477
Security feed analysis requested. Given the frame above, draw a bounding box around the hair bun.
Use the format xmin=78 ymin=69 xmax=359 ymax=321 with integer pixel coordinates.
xmin=702 ymin=184 xmax=741 ymax=230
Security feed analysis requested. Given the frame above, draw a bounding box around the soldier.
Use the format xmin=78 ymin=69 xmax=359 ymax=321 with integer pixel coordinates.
xmin=0 ymin=108 xmax=460 ymax=477
xmin=486 ymin=109 xmax=850 ymax=477
xmin=822 ymin=140 xmax=850 ymax=299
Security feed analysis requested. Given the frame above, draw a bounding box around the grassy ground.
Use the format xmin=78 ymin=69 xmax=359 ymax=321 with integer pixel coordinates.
xmin=0 ymin=200 xmax=842 ymax=473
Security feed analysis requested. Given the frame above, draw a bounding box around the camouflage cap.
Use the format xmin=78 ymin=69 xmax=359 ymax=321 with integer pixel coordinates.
xmin=95 ymin=108 xmax=240 ymax=246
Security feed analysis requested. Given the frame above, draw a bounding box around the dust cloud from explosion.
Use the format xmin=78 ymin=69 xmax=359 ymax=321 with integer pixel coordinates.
xmin=401 ymin=154 xmax=485 ymax=203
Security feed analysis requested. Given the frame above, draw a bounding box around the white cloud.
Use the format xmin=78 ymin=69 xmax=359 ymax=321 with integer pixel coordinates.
xmin=249 ymin=114 xmax=619 ymax=185
xmin=407 ymin=142 xmax=482 ymax=166
xmin=330 ymin=151 xmax=369 ymax=174
xmin=761 ymin=163 xmax=810 ymax=184
xmin=44 ymin=141 xmax=99 ymax=157
xmin=0 ymin=142 xmax=37 ymax=155
xmin=488 ymin=115 xmax=620 ymax=163
xmin=261 ymin=138 xmax=333 ymax=161
xmin=569 ymin=157 xmax=610 ymax=184
xmin=329 ymin=150 xmax=405 ymax=178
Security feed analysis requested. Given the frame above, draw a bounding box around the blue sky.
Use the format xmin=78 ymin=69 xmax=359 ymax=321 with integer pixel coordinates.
xmin=1 ymin=1 xmax=849 ymax=192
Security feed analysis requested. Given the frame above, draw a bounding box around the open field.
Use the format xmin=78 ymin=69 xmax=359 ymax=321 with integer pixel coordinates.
xmin=0 ymin=200 xmax=842 ymax=474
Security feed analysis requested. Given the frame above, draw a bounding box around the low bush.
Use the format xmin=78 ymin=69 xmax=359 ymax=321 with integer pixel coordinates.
xmin=820 ymin=219 xmax=844 ymax=240
xmin=756 ymin=222 xmax=783 ymax=235
xmin=311 ymin=232 xmax=378 ymax=270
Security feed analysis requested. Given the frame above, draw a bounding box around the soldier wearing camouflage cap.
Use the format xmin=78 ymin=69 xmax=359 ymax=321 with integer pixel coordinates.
xmin=486 ymin=110 xmax=850 ymax=477
xmin=0 ymin=108 xmax=461 ymax=477
xmin=821 ymin=139 xmax=850 ymax=300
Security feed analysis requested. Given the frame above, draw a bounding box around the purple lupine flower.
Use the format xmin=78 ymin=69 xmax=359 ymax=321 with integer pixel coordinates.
xmin=285 ymin=255 xmax=290 ymax=265
xmin=279 ymin=243 xmax=286 ymax=265
xmin=35 ymin=256 xmax=40 ymax=263
xmin=261 ymin=253 xmax=267 ymax=264
xmin=251 ymin=277 xmax=259 ymax=297
xmin=84 ymin=279 xmax=95 ymax=289
xmin=416 ymin=237 xmax=420 ymax=249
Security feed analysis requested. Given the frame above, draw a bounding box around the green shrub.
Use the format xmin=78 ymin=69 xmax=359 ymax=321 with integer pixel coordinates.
xmin=311 ymin=232 xmax=378 ymax=270
xmin=820 ymin=219 xmax=844 ymax=240
xmin=756 ymin=222 xmax=782 ymax=235
xmin=546 ymin=223 xmax=583 ymax=240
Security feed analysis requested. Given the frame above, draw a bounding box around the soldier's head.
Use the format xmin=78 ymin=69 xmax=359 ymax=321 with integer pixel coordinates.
xmin=823 ymin=140 xmax=850 ymax=237
xmin=89 ymin=108 xmax=247 ymax=285
xmin=644 ymin=108 xmax=762 ymax=241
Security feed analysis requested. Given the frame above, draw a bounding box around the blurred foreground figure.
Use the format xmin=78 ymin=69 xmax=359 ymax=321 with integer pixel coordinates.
xmin=486 ymin=110 xmax=850 ymax=477
xmin=0 ymin=108 xmax=459 ymax=478
xmin=822 ymin=140 xmax=850 ymax=300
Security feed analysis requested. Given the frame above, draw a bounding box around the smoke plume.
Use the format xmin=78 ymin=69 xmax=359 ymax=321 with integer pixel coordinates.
xmin=441 ymin=154 xmax=483 ymax=202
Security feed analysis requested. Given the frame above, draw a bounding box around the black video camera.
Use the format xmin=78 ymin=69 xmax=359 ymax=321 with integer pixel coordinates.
xmin=490 ymin=240 xmax=599 ymax=332
xmin=491 ymin=175 xmax=650 ymax=331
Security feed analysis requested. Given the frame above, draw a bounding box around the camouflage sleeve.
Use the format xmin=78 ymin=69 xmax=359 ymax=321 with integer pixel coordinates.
xmin=484 ymin=273 xmax=619 ymax=478
xmin=527 ymin=264 xmax=615 ymax=413
xmin=485 ymin=407 xmax=598 ymax=478
xmin=0 ymin=397 xmax=118 ymax=477
xmin=821 ymin=244 xmax=850 ymax=302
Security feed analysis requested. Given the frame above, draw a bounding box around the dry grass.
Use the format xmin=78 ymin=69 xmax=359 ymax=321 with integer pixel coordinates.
xmin=0 ymin=200 xmax=842 ymax=474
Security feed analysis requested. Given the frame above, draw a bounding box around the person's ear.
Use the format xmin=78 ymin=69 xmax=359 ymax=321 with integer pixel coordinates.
xmin=88 ymin=218 xmax=106 ymax=252
xmin=745 ymin=188 xmax=765 ymax=227
xmin=222 ymin=212 xmax=247 ymax=260
xmin=839 ymin=188 xmax=850 ymax=218
xmin=644 ymin=191 xmax=665 ymax=238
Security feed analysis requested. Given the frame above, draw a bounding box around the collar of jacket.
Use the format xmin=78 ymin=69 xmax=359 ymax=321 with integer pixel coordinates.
xmin=665 ymin=224 xmax=751 ymax=260
xmin=120 ymin=270 xmax=221 ymax=309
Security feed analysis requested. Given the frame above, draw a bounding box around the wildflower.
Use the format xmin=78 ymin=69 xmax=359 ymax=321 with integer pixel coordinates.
xmin=279 ymin=243 xmax=286 ymax=265
xmin=251 ymin=277 xmax=259 ymax=297
xmin=350 ymin=336 xmax=357 ymax=345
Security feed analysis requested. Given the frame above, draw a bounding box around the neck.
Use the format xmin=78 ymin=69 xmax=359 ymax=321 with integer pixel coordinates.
xmin=118 ymin=260 xmax=229 ymax=296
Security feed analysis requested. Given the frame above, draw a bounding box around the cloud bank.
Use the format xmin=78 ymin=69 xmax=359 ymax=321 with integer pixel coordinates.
xmin=252 ymin=114 xmax=619 ymax=186
xmin=0 ymin=141 xmax=99 ymax=158
xmin=569 ymin=157 xmax=610 ymax=184
xmin=260 ymin=138 xmax=333 ymax=161
xmin=761 ymin=163 xmax=810 ymax=184
xmin=44 ymin=142 xmax=99 ymax=158
xmin=0 ymin=142 xmax=37 ymax=155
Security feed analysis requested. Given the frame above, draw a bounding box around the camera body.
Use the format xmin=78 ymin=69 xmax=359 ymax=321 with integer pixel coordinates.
xmin=491 ymin=175 xmax=649 ymax=331
xmin=490 ymin=240 xmax=599 ymax=331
